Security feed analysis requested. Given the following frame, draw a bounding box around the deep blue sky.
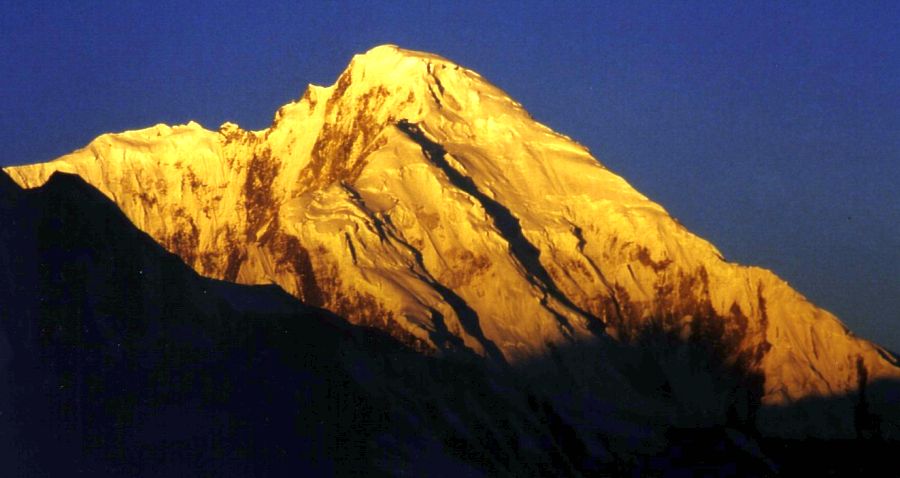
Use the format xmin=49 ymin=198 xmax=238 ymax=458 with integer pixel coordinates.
xmin=2 ymin=1 xmax=898 ymax=349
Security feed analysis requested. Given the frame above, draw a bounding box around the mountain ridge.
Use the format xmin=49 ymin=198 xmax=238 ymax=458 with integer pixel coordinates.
xmin=5 ymin=44 xmax=899 ymax=440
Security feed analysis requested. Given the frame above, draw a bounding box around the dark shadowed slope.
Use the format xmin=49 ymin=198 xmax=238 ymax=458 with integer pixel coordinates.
xmin=0 ymin=171 xmax=628 ymax=476
xmin=0 ymin=171 xmax=384 ymax=475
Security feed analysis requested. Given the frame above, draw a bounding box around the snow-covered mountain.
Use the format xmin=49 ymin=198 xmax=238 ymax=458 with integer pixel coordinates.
xmin=5 ymin=45 xmax=899 ymax=441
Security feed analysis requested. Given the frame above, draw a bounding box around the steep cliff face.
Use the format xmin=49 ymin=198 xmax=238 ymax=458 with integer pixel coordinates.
xmin=6 ymin=45 xmax=899 ymax=439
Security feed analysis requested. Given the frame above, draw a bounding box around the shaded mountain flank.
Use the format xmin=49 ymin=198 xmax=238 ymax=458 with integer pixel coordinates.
xmin=0 ymin=171 xmax=623 ymax=476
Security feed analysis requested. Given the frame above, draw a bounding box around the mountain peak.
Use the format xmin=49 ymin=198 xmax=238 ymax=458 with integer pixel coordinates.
xmin=356 ymin=44 xmax=438 ymax=62
xmin=349 ymin=44 xmax=459 ymax=76
xmin=316 ymin=44 xmax=517 ymax=127
xmin=328 ymin=44 xmax=470 ymax=120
